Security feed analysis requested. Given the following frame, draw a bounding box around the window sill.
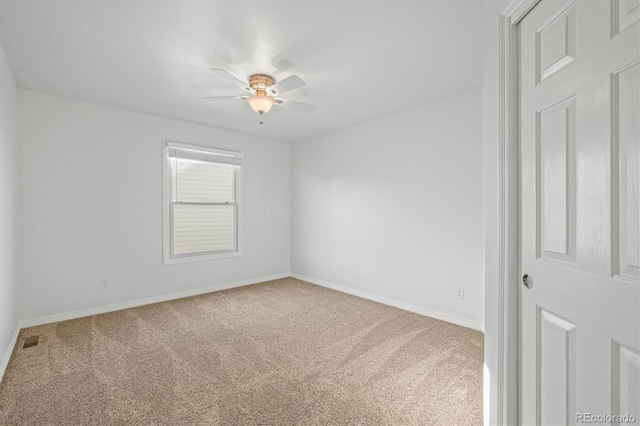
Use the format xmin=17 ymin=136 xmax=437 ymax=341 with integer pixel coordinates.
xmin=163 ymin=250 xmax=243 ymax=265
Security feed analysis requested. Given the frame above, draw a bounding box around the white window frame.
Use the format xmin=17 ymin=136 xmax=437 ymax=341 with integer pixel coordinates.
xmin=162 ymin=140 xmax=243 ymax=265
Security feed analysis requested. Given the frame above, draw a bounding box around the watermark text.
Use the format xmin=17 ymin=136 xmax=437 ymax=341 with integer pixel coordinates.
xmin=576 ymin=413 xmax=637 ymax=424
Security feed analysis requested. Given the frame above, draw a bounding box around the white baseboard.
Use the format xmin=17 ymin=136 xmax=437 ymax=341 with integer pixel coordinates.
xmin=20 ymin=273 xmax=291 ymax=328
xmin=0 ymin=324 xmax=21 ymax=383
xmin=291 ymin=273 xmax=484 ymax=332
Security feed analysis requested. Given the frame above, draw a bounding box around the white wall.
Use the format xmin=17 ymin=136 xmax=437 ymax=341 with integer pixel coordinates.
xmin=19 ymin=91 xmax=291 ymax=321
xmin=483 ymin=1 xmax=511 ymax=425
xmin=0 ymin=40 xmax=21 ymax=375
xmin=291 ymin=89 xmax=484 ymax=330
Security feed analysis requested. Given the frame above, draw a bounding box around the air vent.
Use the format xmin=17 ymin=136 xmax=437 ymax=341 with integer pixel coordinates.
xmin=23 ymin=336 xmax=39 ymax=348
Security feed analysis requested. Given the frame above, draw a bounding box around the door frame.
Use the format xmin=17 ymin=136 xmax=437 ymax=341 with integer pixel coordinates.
xmin=496 ymin=0 xmax=540 ymax=424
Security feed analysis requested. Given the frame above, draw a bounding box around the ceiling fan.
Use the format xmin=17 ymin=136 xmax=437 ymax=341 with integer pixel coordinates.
xmin=204 ymin=68 xmax=316 ymax=116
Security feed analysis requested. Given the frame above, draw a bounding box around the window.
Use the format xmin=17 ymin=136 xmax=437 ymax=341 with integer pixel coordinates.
xmin=163 ymin=141 xmax=243 ymax=264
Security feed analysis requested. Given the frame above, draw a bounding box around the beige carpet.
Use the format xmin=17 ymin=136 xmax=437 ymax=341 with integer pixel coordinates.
xmin=0 ymin=278 xmax=483 ymax=425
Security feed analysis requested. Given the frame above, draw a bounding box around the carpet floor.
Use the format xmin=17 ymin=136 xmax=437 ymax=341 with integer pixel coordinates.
xmin=0 ymin=278 xmax=483 ymax=425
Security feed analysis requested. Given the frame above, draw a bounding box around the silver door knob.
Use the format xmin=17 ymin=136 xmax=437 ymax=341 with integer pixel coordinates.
xmin=523 ymin=273 xmax=533 ymax=289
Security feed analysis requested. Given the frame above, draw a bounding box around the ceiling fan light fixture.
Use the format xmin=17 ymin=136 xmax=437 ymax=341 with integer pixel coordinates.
xmin=206 ymin=70 xmax=315 ymax=115
xmin=247 ymin=92 xmax=275 ymax=115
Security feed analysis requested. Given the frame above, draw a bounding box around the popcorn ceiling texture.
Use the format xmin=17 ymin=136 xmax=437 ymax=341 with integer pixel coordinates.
xmin=0 ymin=278 xmax=483 ymax=425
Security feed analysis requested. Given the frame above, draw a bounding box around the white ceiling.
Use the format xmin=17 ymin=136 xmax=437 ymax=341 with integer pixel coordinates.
xmin=0 ymin=1 xmax=484 ymax=143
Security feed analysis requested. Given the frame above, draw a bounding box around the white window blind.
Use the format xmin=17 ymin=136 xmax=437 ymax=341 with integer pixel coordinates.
xmin=166 ymin=143 xmax=242 ymax=259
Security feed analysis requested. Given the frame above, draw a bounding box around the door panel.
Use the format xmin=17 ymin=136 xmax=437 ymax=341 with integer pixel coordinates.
xmin=519 ymin=1 xmax=640 ymax=425
xmin=612 ymin=342 xmax=640 ymax=421
xmin=537 ymin=308 xmax=577 ymax=426
xmin=536 ymin=1 xmax=576 ymax=83
xmin=612 ymin=0 xmax=640 ymax=36
xmin=537 ymin=94 xmax=576 ymax=264
xmin=613 ymin=60 xmax=640 ymax=280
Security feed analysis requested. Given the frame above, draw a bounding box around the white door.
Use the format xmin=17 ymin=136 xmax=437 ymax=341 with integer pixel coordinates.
xmin=519 ymin=1 xmax=640 ymax=425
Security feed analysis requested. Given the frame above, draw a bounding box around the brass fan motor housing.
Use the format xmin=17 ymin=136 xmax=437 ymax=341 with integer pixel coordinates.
xmin=249 ymin=74 xmax=275 ymax=94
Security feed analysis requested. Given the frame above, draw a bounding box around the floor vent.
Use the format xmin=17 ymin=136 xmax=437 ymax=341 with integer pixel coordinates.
xmin=23 ymin=336 xmax=39 ymax=348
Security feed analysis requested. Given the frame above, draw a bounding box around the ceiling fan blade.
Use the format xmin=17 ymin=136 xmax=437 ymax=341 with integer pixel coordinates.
xmin=276 ymin=98 xmax=316 ymax=113
xmin=269 ymin=74 xmax=305 ymax=95
xmin=210 ymin=68 xmax=252 ymax=92
xmin=204 ymin=95 xmax=248 ymax=100
xmin=193 ymin=83 xmax=242 ymax=91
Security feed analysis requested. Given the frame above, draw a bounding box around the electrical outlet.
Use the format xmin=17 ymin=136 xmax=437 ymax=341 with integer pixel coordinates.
xmin=457 ymin=289 xmax=464 ymax=300
xmin=100 ymin=280 xmax=109 ymax=290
